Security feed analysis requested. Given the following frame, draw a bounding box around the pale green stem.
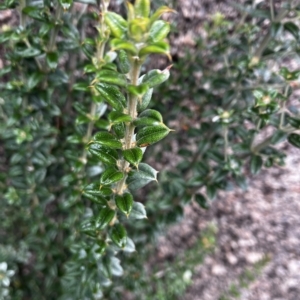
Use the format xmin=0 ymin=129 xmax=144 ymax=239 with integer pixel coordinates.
xmin=18 ymin=0 xmax=26 ymax=28
xmin=48 ymin=4 xmax=63 ymax=52
xmin=270 ymin=0 xmax=275 ymax=21
xmin=115 ymin=60 xmax=141 ymax=196
xmin=223 ymin=126 xmax=229 ymax=162
xmin=81 ymin=1 xmax=110 ymax=162
xmin=253 ymin=4 xmax=291 ymax=61
xmin=279 ymin=85 xmax=290 ymax=129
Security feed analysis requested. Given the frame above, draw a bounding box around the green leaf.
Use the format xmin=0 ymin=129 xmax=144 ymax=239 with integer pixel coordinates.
xmin=73 ymin=82 xmax=89 ymax=91
xmin=126 ymin=1 xmax=135 ymax=21
xmin=100 ymin=167 xmax=124 ymax=185
xmin=235 ymin=175 xmax=247 ymax=190
xmin=142 ymin=68 xmax=170 ymax=88
xmin=96 ymin=240 xmax=107 ymax=255
xmin=127 ymin=83 xmax=149 ymax=97
xmin=271 ymin=130 xmax=287 ymax=145
xmin=93 ymin=132 xmax=123 ymax=149
xmin=108 ymin=111 xmax=132 ymax=125
xmin=148 ymin=20 xmax=170 ymax=43
xmin=150 ymin=6 xmax=176 ymax=24
xmin=96 ymin=70 xmax=128 ymax=87
xmin=136 ymin=125 xmax=170 ymax=147
xmin=117 ymin=50 xmax=131 ymax=74
xmin=81 ymin=220 xmax=97 ymax=237
xmin=115 ymin=193 xmax=133 ymax=216
xmin=82 ymin=189 xmax=107 ymax=205
xmin=137 ymin=87 xmax=153 ymax=112
xmin=15 ymin=47 xmax=41 ymax=58
xmin=22 ymin=6 xmax=45 ymax=21
xmin=83 ymin=183 xmax=112 ymax=197
xmin=195 ymin=193 xmax=209 ymax=209
xmin=284 ymin=22 xmax=299 ymax=40
xmin=206 ymin=184 xmax=217 ymax=200
xmin=110 ymin=224 xmax=127 ymax=248
xmin=250 ymin=155 xmax=263 ymax=175
xmin=129 ymin=201 xmax=147 ymax=219
xmin=122 ymin=148 xmax=143 ymax=168
xmin=111 ymin=39 xmax=137 ymax=55
xmin=280 ymin=67 xmax=300 ymax=81
xmin=287 ymin=116 xmax=300 ymax=129
xmin=95 ymin=83 xmax=126 ymax=111
xmin=134 ymin=109 xmax=163 ymax=127
xmin=134 ymin=0 xmax=150 ymax=18
xmin=88 ymin=143 xmax=119 ymax=165
xmin=128 ymin=18 xmax=150 ymax=42
xmin=59 ymin=0 xmax=73 ymax=10
xmin=104 ymin=12 xmax=128 ymax=38
xmin=139 ymin=41 xmax=171 ymax=59
xmin=112 ymin=123 xmax=125 ymax=139
xmin=26 ymin=72 xmax=42 ymax=90
xmin=288 ymin=133 xmax=300 ymax=148
xmin=46 ymin=52 xmax=58 ymax=70
xmin=127 ymin=163 xmax=158 ymax=190
xmin=96 ymin=207 xmax=115 ymax=230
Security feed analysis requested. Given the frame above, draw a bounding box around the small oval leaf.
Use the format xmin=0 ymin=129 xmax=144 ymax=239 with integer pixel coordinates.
xmin=95 ymin=83 xmax=126 ymax=111
xmin=136 ymin=125 xmax=170 ymax=147
xmin=134 ymin=0 xmax=150 ymax=18
xmin=96 ymin=207 xmax=115 ymax=230
xmin=88 ymin=143 xmax=119 ymax=165
xmin=118 ymin=49 xmax=131 ymax=73
xmin=104 ymin=12 xmax=128 ymax=38
xmin=134 ymin=109 xmax=163 ymax=127
xmin=111 ymin=223 xmax=127 ymax=248
xmin=112 ymin=122 xmax=126 ymax=139
xmin=139 ymin=41 xmax=171 ymax=59
xmin=137 ymin=88 xmax=153 ymax=112
xmin=148 ymin=20 xmax=170 ymax=43
xmin=111 ymin=39 xmax=137 ymax=55
xmin=115 ymin=193 xmax=133 ymax=216
xmin=250 ymin=155 xmax=263 ymax=175
xmin=142 ymin=67 xmax=170 ymax=88
xmin=100 ymin=167 xmax=124 ymax=186
xmin=93 ymin=132 xmax=123 ymax=149
xmin=195 ymin=193 xmax=209 ymax=209
xmin=122 ymin=148 xmax=143 ymax=167
xmin=288 ymin=133 xmax=300 ymax=148
xmin=129 ymin=201 xmax=147 ymax=219
xmin=127 ymin=163 xmax=158 ymax=190
xmin=108 ymin=111 xmax=132 ymax=125
xmin=97 ymin=69 xmax=128 ymax=87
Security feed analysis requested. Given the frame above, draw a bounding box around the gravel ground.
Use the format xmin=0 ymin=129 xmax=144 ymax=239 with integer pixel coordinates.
xmin=154 ymin=145 xmax=300 ymax=300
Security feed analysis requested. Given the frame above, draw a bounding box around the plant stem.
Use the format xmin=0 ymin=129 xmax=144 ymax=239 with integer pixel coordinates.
xmin=279 ymin=85 xmax=289 ymax=129
xmin=81 ymin=1 xmax=110 ymax=163
xmin=18 ymin=0 xmax=26 ymax=28
xmin=115 ymin=59 xmax=141 ymax=196
xmin=252 ymin=4 xmax=291 ymax=62
xmin=223 ymin=126 xmax=229 ymax=162
xmin=270 ymin=0 xmax=275 ymax=21
xmin=49 ymin=4 xmax=63 ymax=52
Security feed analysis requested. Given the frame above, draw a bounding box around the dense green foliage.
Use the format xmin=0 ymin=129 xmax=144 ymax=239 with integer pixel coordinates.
xmin=1 ymin=0 xmax=300 ymax=298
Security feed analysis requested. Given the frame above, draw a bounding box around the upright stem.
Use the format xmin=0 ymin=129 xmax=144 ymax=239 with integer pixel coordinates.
xmin=115 ymin=60 xmax=141 ymax=196
xmin=81 ymin=1 xmax=110 ymax=163
xmin=18 ymin=0 xmax=26 ymax=28
xmin=49 ymin=4 xmax=63 ymax=52
xmin=223 ymin=126 xmax=229 ymax=162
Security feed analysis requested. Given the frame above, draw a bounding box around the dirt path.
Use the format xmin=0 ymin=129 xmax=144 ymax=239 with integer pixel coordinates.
xmin=154 ymin=145 xmax=300 ymax=300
